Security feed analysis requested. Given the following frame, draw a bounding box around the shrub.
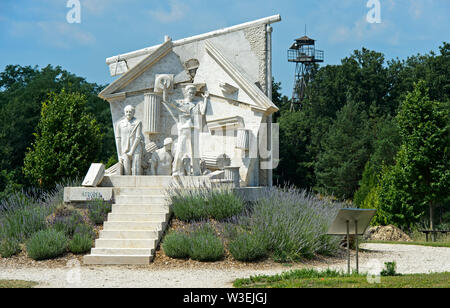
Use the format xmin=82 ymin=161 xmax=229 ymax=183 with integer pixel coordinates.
xmin=69 ymin=232 xmax=93 ymax=254
xmin=48 ymin=207 xmax=85 ymax=237
xmin=0 ymin=189 xmax=36 ymax=213
xmin=162 ymin=232 xmax=191 ymax=259
xmin=74 ymin=224 xmax=95 ymax=239
xmin=236 ymin=187 xmax=342 ymax=262
xmin=228 ymin=231 xmax=267 ymax=262
xmin=87 ymin=199 xmax=112 ymax=225
xmin=23 ymin=90 xmax=103 ymax=189
xmin=171 ymin=190 xmax=208 ymax=221
xmin=381 ymin=261 xmax=399 ymax=276
xmin=208 ymin=189 xmax=245 ymax=221
xmin=0 ymin=237 xmax=21 ymax=258
xmin=168 ymin=185 xmax=244 ymax=221
xmin=26 ymin=229 xmax=68 ymax=260
xmin=1 ymin=206 xmax=48 ymax=242
xmin=189 ymin=225 xmax=224 ymax=262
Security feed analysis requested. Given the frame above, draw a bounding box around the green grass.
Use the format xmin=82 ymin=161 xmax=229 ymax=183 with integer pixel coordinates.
xmin=0 ymin=280 xmax=38 ymax=288
xmin=364 ymin=240 xmax=450 ymax=248
xmin=233 ymin=269 xmax=450 ymax=288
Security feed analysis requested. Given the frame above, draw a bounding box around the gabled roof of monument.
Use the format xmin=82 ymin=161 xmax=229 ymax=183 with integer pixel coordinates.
xmin=99 ymin=40 xmax=173 ymax=100
xmin=204 ymin=41 xmax=278 ymax=114
xmin=99 ymin=15 xmax=281 ymax=114
xmin=104 ymin=15 xmax=281 ymax=75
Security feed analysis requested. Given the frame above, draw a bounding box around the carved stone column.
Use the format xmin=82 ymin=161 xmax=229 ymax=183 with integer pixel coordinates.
xmin=143 ymin=93 xmax=160 ymax=135
xmin=224 ymin=166 xmax=240 ymax=188
xmin=236 ymin=128 xmax=250 ymax=151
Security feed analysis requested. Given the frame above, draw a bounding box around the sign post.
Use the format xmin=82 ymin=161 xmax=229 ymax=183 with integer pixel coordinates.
xmin=327 ymin=208 xmax=376 ymax=274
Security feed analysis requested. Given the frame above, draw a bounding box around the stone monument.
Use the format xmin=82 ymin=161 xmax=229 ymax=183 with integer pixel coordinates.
xmin=64 ymin=15 xmax=282 ymax=265
xmin=97 ymin=15 xmax=280 ymax=187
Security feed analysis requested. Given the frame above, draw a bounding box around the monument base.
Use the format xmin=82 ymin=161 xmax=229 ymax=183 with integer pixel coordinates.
xmin=65 ymin=176 xmax=267 ymax=265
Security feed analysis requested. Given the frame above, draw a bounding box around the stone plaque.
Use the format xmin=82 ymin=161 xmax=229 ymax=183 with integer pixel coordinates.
xmin=82 ymin=163 xmax=105 ymax=187
xmin=64 ymin=187 xmax=113 ymax=203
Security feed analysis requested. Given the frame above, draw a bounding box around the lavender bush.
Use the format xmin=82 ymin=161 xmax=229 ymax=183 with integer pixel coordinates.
xmin=162 ymin=231 xmax=191 ymax=259
xmin=69 ymin=232 xmax=93 ymax=254
xmin=189 ymin=224 xmax=224 ymax=261
xmin=26 ymin=229 xmax=68 ymax=260
xmin=164 ymin=184 xmax=342 ymax=263
xmin=0 ymin=180 xmax=82 ymax=259
xmin=47 ymin=205 xmax=86 ymax=237
xmin=168 ymin=184 xmax=244 ymax=221
xmin=87 ymin=199 xmax=112 ymax=225
xmin=227 ymin=230 xmax=268 ymax=261
xmin=230 ymin=187 xmax=342 ymax=262
xmin=163 ymin=223 xmax=224 ymax=262
xmin=0 ymin=237 xmax=21 ymax=258
xmin=0 ymin=188 xmax=52 ymax=242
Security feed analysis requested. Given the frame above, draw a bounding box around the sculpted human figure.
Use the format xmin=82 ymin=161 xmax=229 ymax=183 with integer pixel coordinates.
xmin=151 ymin=138 xmax=174 ymax=176
xmin=164 ymin=85 xmax=209 ymax=176
xmin=116 ymin=105 xmax=144 ymax=175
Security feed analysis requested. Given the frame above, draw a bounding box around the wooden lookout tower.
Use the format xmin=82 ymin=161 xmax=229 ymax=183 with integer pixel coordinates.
xmin=288 ymin=35 xmax=324 ymax=111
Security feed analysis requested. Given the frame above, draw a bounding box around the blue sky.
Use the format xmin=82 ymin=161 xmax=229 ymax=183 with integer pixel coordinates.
xmin=0 ymin=0 xmax=448 ymax=97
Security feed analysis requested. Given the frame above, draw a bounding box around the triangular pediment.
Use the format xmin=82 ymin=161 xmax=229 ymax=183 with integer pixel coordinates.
xmin=99 ymin=40 xmax=173 ymax=100
xmin=204 ymin=41 xmax=278 ymax=114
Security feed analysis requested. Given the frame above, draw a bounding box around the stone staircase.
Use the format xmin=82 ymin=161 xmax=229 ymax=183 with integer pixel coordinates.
xmin=83 ymin=176 xmax=173 ymax=265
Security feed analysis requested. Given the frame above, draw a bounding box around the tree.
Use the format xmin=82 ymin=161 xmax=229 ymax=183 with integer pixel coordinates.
xmin=353 ymin=115 xmax=401 ymax=206
xmin=23 ymin=90 xmax=103 ymax=189
xmin=353 ymin=160 xmax=378 ymax=207
xmin=315 ymin=101 xmax=372 ymax=199
xmin=379 ymin=81 xmax=449 ymax=230
xmin=275 ymin=110 xmax=315 ymax=188
xmin=0 ymin=65 xmax=114 ymax=190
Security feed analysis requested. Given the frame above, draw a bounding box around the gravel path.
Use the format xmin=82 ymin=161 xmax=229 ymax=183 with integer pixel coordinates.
xmin=0 ymin=243 xmax=448 ymax=288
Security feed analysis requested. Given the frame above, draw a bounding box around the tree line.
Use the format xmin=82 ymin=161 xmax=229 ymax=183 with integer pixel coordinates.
xmin=274 ymin=43 xmax=449 ymax=230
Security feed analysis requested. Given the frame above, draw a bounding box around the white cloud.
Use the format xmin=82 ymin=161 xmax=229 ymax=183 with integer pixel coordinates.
xmin=409 ymin=1 xmax=423 ymax=19
xmin=385 ymin=0 xmax=396 ymax=11
xmin=81 ymin=0 xmax=122 ymax=15
xmin=329 ymin=16 xmax=395 ymax=45
xmin=149 ymin=0 xmax=187 ymax=23
xmin=7 ymin=20 xmax=96 ymax=49
xmin=37 ymin=21 xmax=96 ymax=48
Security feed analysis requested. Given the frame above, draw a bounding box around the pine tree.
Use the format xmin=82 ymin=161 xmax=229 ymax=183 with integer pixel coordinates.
xmin=315 ymin=101 xmax=372 ymax=199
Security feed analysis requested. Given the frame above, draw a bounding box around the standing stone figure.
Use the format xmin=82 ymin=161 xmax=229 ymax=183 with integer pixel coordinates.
xmin=164 ymin=85 xmax=209 ymax=176
xmin=116 ymin=105 xmax=144 ymax=175
xmin=151 ymin=138 xmax=174 ymax=176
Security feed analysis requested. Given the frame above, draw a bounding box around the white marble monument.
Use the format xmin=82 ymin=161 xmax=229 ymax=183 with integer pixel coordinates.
xmin=97 ymin=15 xmax=280 ymax=187
xmin=69 ymin=15 xmax=282 ymax=265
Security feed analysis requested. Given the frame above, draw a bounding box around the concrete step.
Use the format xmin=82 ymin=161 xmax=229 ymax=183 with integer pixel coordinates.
xmin=108 ymin=212 xmax=169 ymax=222
xmin=117 ymin=187 xmax=168 ymax=195
xmin=111 ymin=204 xmax=170 ymax=213
xmin=90 ymin=248 xmax=153 ymax=256
xmin=103 ymin=221 xmax=164 ymax=231
xmin=115 ymin=195 xmax=169 ymax=205
xmin=100 ymin=176 xmax=173 ymax=188
xmin=94 ymin=239 xmax=157 ymax=249
xmin=83 ymin=254 xmax=153 ymax=265
xmin=99 ymin=230 xmax=160 ymax=239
